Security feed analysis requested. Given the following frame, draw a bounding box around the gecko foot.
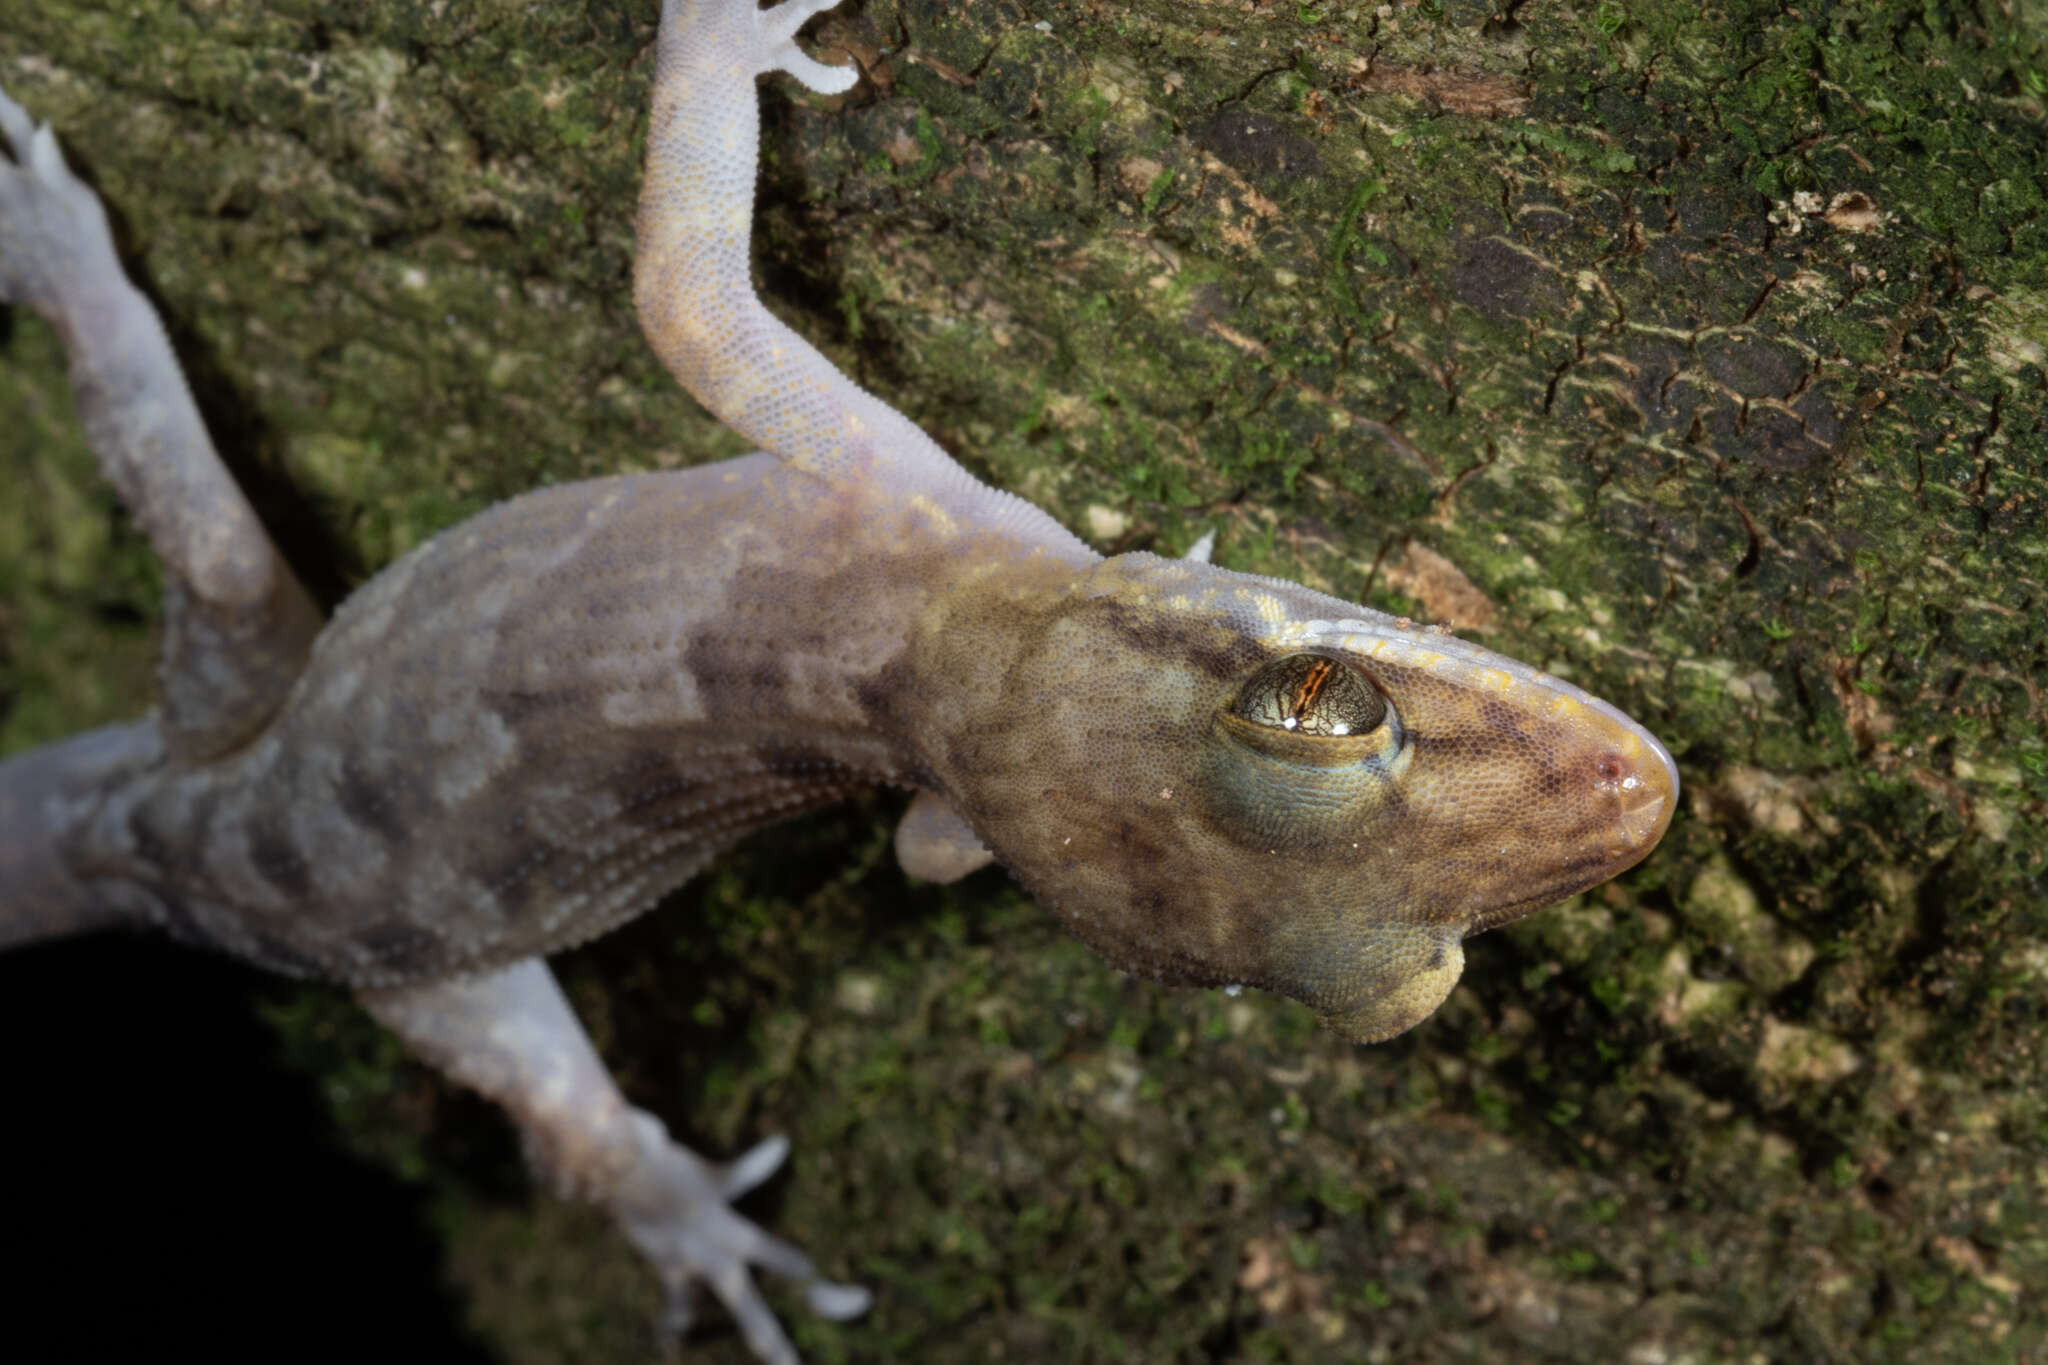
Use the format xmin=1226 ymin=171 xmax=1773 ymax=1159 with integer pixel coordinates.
xmin=0 ymin=86 xmax=124 ymax=320
xmin=615 ymin=1117 xmax=870 ymax=1365
xmin=736 ymin=0 xmax=860 ymax=96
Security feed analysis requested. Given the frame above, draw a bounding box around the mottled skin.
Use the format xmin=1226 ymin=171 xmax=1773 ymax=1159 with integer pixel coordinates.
xmin=907 ymin=554 xmax=1676 ymax=1041
xmin=0 ymin=0 xmax=1674 ymax=1359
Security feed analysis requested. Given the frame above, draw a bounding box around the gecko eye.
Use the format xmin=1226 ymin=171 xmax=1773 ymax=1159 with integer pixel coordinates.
xmin=1228 ymin=654 xmax=1386 ymax=738
xmin=1200 ymin=652 xmax=1407 ymax=849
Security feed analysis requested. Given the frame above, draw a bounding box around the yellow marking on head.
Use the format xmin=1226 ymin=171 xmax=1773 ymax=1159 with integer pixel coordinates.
xmin=1263 ymin=615 xmax=1325 ymax=651
xmin=1547 ymin=693 xmax=1589 ymax=721
xmin=1477 ymin=667 xmax=1517 ymax=696
xmin=1359 ymin=634 xmax=1447 ymax=672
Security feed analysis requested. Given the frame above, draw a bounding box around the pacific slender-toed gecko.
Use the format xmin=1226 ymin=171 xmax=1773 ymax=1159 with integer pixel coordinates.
xmin=0 ymin=1 xmax=1677 ymax=1359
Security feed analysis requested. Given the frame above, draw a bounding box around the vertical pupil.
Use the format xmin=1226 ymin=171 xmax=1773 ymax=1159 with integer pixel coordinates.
xmin=1287 ymin=659 xmax=1335 ymax=727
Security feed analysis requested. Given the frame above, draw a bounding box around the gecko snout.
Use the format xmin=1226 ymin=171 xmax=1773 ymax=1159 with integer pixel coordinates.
xmin=1591 ymin=731 xmax=1679 ymax=855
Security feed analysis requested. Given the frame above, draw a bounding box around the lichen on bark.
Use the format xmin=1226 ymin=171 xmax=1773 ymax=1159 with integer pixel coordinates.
xmin=2 ymin=0 xmax=2043 ymax=1360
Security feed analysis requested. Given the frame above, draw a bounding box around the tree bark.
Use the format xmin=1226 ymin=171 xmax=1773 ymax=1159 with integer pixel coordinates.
xmin=2 ymin=0 xmax=2043 ymax=1358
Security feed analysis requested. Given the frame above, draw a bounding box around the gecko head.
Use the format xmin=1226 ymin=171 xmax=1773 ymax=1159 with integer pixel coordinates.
xmin=928 ymin=552 xmax=1677 ymax=1044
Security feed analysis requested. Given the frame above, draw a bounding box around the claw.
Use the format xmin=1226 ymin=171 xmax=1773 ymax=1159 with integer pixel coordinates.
xmin=727 ymin=1290 xmax=801 ymax=1365
xmin=806 ymin=1280 xmax=873 ymax=1320
xmin=755 ymin=0 xmax=859 ymax=95
xmin=614 ymin=1110 xmax=867 ymax=1361
xmin=769 ymin=45 xmax=859 ymax=96
xmin=0 ymin=85 xmax=119 ymax=317
xmin=722 ymin=1133 xmax=791 ymax=1198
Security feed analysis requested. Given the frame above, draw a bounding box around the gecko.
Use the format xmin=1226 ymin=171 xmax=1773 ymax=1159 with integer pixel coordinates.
xmin=0 ymin=1 xmax=1678 ymax=1360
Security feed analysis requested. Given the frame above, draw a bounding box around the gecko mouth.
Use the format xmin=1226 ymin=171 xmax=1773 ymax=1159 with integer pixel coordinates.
xmin=1466 ymin=856 xmax=1631 ymax=933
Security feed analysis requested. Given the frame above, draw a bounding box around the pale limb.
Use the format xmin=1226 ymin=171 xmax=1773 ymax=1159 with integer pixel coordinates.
xmin=359 ymin=959 xmax=870 ymax=1365
xmin=0 ymin=89 xmax=320 ymax=760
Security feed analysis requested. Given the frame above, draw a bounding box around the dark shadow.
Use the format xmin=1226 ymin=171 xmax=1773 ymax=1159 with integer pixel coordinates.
xmin=0 ymin=934 xmax=496 ymax=1363
xmin=568 ymin=789 xmax=941 ymax=1154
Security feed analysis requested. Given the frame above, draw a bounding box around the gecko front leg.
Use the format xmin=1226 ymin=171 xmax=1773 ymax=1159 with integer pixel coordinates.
xmin=634 ymin=0 xmax=1095 ymax=563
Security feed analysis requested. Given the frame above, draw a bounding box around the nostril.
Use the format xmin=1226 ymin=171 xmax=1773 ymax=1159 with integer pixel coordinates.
xmin=1596 ymin=745 xmax=1676 ymax=850
xmin=1592 ymin=753 xmax=1632 ymax=791
xmin=1576 ymin=709 xmax=1679 ymax=859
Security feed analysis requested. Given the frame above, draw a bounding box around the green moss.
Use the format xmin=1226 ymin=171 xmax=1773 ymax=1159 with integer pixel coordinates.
xmin=5 ymin=0 xmax=2046 ymax=1358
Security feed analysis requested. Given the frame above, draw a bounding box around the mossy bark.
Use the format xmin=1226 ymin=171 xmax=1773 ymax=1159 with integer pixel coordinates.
xmin=2 ymin=1 xmax=2043 ymax=1360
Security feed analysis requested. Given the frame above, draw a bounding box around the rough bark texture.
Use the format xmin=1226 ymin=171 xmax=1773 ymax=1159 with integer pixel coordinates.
xmin=2 ymin=1 xmax=2044 ymax=1360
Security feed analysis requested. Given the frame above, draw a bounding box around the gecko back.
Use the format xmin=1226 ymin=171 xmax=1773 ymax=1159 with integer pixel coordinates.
xmin=62 ymin=457 xmax=973 ymax=984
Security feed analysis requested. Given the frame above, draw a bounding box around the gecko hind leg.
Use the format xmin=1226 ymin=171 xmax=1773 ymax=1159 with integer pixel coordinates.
xmin=0 ymin=88 xmax=319 ymax=761
xmin=358 ymin=960 xmax=869 ymax=1365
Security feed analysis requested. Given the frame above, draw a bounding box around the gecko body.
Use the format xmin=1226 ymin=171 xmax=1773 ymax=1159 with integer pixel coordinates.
xmin=0 ymin=1 xmax=1676 ymax=1359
